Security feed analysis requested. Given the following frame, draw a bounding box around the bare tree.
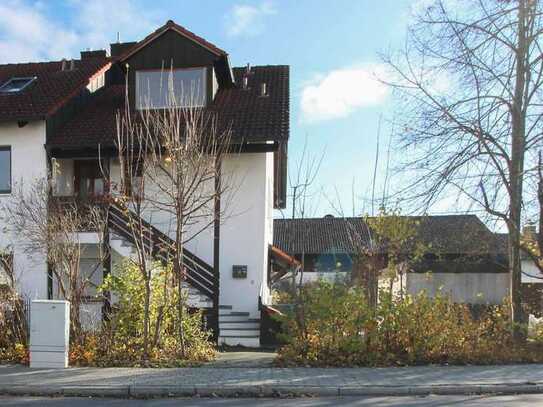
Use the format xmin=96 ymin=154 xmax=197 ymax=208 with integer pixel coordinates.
xmin=383 ymin=0 xmax=543 ymax=336
xmin=111 ymin=83 xmax=160 ymax=360
xmin=113 ymin=72 xmax=235 ymax=355
xmin=284 ymin=135 xmax=324 ymax=285
xmin=143 ymin=106 xmax=233 ymax=354
xmin=0 ymin=178 xmax=109 ymax=341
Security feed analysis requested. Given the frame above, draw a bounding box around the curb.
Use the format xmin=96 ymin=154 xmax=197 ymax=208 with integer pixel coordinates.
xmin=1 ymin=383 xmax=543 ymax=398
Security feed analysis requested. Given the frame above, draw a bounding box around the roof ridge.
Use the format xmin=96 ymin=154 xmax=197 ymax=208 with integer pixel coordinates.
xmin=0 ymin=57 xmax=109 ymax=69
xmin=233 ymin=64 xmax=289 ymax=68
xmin=117 ymin=19 xmax=227 ymax=62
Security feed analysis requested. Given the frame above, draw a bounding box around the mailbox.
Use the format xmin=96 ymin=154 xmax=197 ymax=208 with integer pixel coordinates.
xmin=232 ymin=265 xmax=247 ymax=279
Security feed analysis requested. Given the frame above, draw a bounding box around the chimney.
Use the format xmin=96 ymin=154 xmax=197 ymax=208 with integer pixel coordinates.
xmin=80 ymin=50 xmax=107 ymax=60
xmin=110 ymin=41 xmax=138 ymax=58
xmin=60 ymin=59 xmax=67 ymax=71
xmin=69 ymin=59 xmax=75 ymax=71
xmin=259 ymin=82 xmax=268 ymax=97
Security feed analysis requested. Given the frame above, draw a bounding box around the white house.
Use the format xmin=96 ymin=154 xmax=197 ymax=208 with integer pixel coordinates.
xmin=0 ymin=20 xmax=290 ymax=347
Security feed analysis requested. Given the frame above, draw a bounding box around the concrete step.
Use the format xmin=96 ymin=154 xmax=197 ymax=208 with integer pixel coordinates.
xmin=218 ymin=328 xmax=260 ymax=337
xmin=219 ymin=311 xmax=250 ymax=318
xmin=218 ymin=336 xmax=260 ymax=348
xmin=219 ymin=322 xmax=260 ymax=332
xmin=219 ymin=319 xmax=260 ymax=324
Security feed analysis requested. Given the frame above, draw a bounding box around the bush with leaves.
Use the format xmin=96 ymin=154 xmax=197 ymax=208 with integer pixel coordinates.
xmin=276 ymin=281 xmax=543 ymax=367
xmin=70 ymin=261 xmax=215 ymax=367
xmin=0 ymin=286 xmax=28 ymax=365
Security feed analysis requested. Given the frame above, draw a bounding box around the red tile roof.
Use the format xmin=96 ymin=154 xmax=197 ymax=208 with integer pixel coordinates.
xmin=118 ymin=20 xmax=227 ymax=61
xmin=48 ymin=65 xmax=289 ymax=147
xmin=0 ymin=57 xmax=111 ymax=122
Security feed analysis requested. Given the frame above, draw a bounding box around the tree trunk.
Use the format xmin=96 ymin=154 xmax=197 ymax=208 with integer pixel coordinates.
xmin=143 ymin=277 xmax=151 ymax=360
xmin=175 ymin=211 xmax=186 ymax=357
xmin=509 ymin=0 xmax=529 ymax=339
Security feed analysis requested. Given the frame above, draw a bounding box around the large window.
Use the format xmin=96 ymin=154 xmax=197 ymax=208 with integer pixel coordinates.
xmin=135 ymin=68 xmax=207 ymax=110
xmin=0 ymin=147 xmax=11 ymax=194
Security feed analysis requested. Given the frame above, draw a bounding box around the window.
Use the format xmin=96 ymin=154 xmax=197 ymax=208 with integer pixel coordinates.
xmin=79 ymin=258 xmax=103 ymax=297
xmin=135 ymin=68 xmax=207 ymax=110
xmin=0 ymin=147 xmax=11 ymax=194
xmin=0 ymin=77 xmax=36 ymax=93
xmin=74 ymin=160 xmax=105 ymax=200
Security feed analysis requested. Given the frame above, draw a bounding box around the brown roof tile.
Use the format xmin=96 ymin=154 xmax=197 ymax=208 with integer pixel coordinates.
xmin=48 ymin=65 xmax=289 ymax=147
xmin=0 ymin=57 xmax=111 ymax=122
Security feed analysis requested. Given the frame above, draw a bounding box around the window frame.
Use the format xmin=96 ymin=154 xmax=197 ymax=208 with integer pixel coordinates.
xmin=0 ymin=76 xmax=37 ymax=93
xmin=135 ymin=67 xmax=207 ymax=110
xmin=0 ymin=146 xmax=11 ymax=194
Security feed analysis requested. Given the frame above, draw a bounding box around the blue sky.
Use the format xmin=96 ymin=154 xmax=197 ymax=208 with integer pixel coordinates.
xmin=0 ymin=0 xmax=419 ymax=217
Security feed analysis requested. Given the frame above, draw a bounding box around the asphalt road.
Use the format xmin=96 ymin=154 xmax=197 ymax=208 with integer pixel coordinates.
xmin=2 ymin=395 xmax=543 ymax=406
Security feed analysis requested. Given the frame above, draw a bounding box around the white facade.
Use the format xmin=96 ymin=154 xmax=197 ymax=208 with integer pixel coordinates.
xmin=399 ymin=272 xmax=510 ymax=304
xmin=522 ymin=259 xmax=543 ymax=283
xmin=0 ymin=121 xmax=275 ymax=346
xmin=0 ymin=121 xmax=48 ymax=299
xmin=48 ymin=150 xmax=274 ymax=342
xmin=219 ymin=152 xmax=273 ymax=317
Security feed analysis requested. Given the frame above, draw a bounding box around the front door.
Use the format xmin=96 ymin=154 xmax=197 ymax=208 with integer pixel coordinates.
xmin=74 ymin=160 xmax=106 ymax=200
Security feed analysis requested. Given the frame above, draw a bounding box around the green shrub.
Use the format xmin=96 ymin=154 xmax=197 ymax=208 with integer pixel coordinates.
xmin=276 ymin=281 xmax=543 ymax=367
xmin=70 ymin=261 xmax=215 ymax=367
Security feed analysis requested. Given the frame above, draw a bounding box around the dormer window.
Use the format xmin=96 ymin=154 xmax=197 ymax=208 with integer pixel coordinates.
xmin=0 ymin=77 xmax=36 ymax=93
xmin=135 ymin=67 xmax=207 ymax=110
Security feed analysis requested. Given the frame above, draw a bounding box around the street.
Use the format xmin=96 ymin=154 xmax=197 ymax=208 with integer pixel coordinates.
xmin=2 ymin=395 xmax=543 ymax=406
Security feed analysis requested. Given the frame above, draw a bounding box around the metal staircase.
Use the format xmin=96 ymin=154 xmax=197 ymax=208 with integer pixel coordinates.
xmin=107 ymin=202 xmax=219 ymax=302
xmin=107 ymin=202 xmax=262 ymax=346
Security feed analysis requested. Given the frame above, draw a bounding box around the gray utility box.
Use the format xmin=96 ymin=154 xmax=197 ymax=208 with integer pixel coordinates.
xmin=30 ymin=300 xmax=70 ymax=368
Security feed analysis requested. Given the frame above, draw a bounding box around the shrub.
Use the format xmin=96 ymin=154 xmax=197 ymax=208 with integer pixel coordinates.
xmin=70 ymin=261 xmax=215 ymax=367
xmin=0 ymin=286 xmax=28 ymax=365
xmin=276 ymin=281 xmax=543 ymax=367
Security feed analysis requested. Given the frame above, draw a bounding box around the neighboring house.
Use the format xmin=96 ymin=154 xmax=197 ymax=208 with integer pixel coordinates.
xmin=273 ymin=215 xmax=509 ymax=304
xmin=0 ymin=20 xmax=290 ymax=347
xmin=497 ymin=228 xmax=543 ymax=315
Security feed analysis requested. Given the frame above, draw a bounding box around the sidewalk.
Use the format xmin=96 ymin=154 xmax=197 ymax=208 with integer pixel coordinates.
xmin=1 ymin=363 xmax=543 ymax=397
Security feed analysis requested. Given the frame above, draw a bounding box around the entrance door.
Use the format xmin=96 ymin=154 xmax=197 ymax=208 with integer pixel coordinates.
xmin=74 ymin=160 xmax=105 ymax=200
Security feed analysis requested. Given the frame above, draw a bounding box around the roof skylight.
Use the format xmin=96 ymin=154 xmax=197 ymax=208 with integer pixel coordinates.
xmin=0 ymin=77 xmax=37 ymax=93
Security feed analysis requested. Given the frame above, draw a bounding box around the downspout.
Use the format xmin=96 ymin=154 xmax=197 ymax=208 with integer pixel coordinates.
xmin=45 ymin=145 xmax=53 ymax=299
xmin=212 ymin=156 xmax=221 ymax=341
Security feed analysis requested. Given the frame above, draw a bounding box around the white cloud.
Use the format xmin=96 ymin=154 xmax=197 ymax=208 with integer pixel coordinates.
xmin=0 ymin=0 xmax=162 ymax=63
xmin=0 ymin=0 xmax=78 ymax=63
xmin=70 ymin=0 xmax=163 ymax=51
xmin=300 ymin=64 xmax=390 ymax=123
xmin=224 ymin=2 xmax=276 ymax=37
